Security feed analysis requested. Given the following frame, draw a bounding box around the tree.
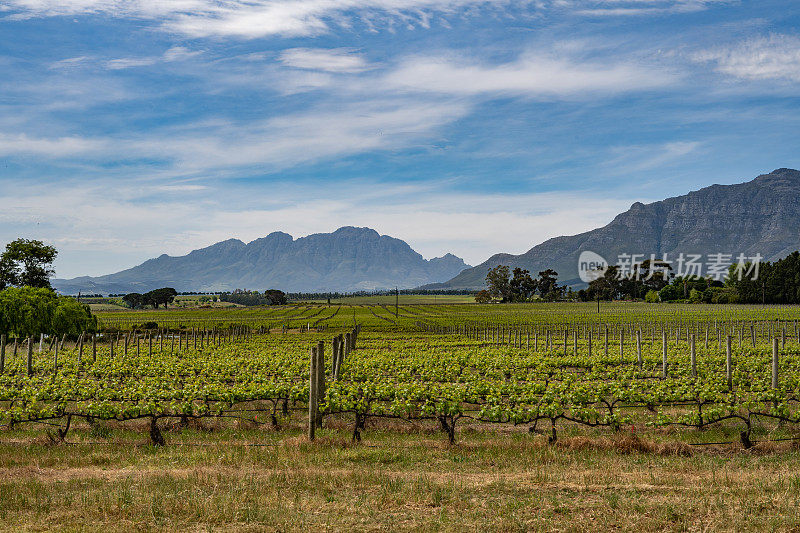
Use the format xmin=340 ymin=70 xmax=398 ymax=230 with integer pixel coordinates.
xmin=143 ymin=288 xmax=178 ymax=309
xmin=587 ymin=266 xmax=622 ymax=300
xmin=537 ymin=269 xmax=562 ymax=301
xmin=509 ymin=268 xmax=537 ymax=302
xmin=474 ymin=290 xmax=492 ymax=303
xmin=123 ymin=293 xmax=144 ymax=309
xmin=0 ymin=239 xmax=57 ymax=289
xmin=264 ymin=289 xmax=287 ymax=305
xmin=0 ymin=287 xmax=96 ymax=338
xmin=485 ymin=265 xmax=512 ymax=302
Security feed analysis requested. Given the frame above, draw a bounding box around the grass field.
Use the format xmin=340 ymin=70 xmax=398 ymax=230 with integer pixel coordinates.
xmin=4 ymin=416 xmax=800 ymax=531
xmin=6 ymin=301 xmax=800 ymax=531
xmin=302 ymin=294 xmax=477 ymax=305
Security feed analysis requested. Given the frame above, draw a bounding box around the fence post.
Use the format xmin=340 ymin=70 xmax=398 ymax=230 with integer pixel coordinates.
xmin=78 ymin=333 xmax=84 ymax=363
xmin=39 ymin=333 xmax=44 ymax=354
xmin=662 ymin=331 xmax=668 ymax=378
xmin=772 ymin=338 xmax=779 ymax=389
xmin=0 ymin=334 xmax=5 ymax=373
xmin=636 ymin=329 xmax=642 ymax=367
xmin=316 ymin=341 xmax=325 ymax=428
xmin=308 ymin=346 xmax=318 ymax=441
xmin=27 ymin=336 xmax=33 ymax=376
xmin=726 ymin=336 xmax=733 ymax=391
xmin=690 ymin=334 xmax=696 ymax=378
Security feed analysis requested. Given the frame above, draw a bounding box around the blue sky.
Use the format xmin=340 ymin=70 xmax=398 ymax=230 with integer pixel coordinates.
xmin=0 ymin=0 xmax=799 ymax=278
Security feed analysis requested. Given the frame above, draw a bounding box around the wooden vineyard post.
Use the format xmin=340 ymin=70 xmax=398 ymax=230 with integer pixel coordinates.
xmin=636 ymin=329 xmax=642 ymax=368
xmin=149 ymin=334 xmax=152 ymax=357
xmin=308 ymin=346 xmax=318 ymax=441
xmin=92 ymin=334 xmax=97 ymax=363
xmin=78 ymin=333 xmax=84 ymax=364
xmin=563 ymin=330 xmax=568 ymax=356
xmin=751 ymin=325 xmax=756 ymax=348
xmin=110 ymin=335 xmax=115 ymax=358
xmin=38 ymin=333 xmax=43 ymax=353
xmin=619 ymin=329 xmax=624 ymax=362
xmin=661 ymin=331 xmax=668 ymax=379
xmin=54 ymin=336 xmax=59 ymax=370
xmin=332 ymin=337 xmax=340 ymax=381
xmin=316 ymin=341 xmax=325 ymax=428
xmin=726 ymin=336 xmax=733 ymax=391
xmin=0 ymin=334 xmax=5 ymax=373
xmin=690 ymin=334 xmax=696 ymax=378
xmin=782 ymin=328 xmax=786 ymax=349
xmin=588 ymin=331 xmax=592 ymax=358
xmin=26 ymin=336 xmax=33 ymax=376
xmin=604 ymin=327 xmax=609 ymax=357
xmin=773 ymin=338 xmax=779 ymax=389
xmin=124 ymin=334 xmax=129 ymax=358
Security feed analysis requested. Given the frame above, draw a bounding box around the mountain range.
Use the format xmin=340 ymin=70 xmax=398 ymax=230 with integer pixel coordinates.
xmin=52 ymin=227 xmax=470 ymax=294
xmin=432 ymin=168 xmax=800 ymax=289
xmin=53 ymin=168 xmax=800 ymax=295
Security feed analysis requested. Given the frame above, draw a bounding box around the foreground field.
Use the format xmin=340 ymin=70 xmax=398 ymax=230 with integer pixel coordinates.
xmin=3 ymin=420 xmax=800 ymax=532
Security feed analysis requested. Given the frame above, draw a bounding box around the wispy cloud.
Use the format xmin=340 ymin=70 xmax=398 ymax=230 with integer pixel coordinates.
xmin=278 ymin=48 xmax=372 ymax=73
xmin=693 ymin=33 xmax=800 ymax=82
xmin=574 ymin=0 xmax=731 ymax=17
xmin=382 ymin=51 xmax=678 ymax=96
xmin=2 ymin=0 xmax=729 ymax=39
xmin=603 ymin=141 xmax=703 ymax=173
xmin=0 ymin=98 xmax=470 ymax=170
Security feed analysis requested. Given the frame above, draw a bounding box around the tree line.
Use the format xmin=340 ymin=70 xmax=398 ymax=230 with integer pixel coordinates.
xmin=479 ymin=251 xmax=800 ymax=304
xmin=218 ymin=289 xmax=287 ymax=307
xmin=477 ymin=266 xmax=565 ymax=303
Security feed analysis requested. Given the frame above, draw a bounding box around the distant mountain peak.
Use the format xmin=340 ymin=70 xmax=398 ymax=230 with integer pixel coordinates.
xmin=53 ymin=227 xmax=470 ymax=294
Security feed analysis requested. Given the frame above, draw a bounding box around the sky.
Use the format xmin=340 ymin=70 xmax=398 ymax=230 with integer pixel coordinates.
xmin=0 ymin=0 xmax=799 ymax=279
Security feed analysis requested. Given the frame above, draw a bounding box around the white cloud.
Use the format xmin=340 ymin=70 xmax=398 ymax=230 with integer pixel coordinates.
xmin=0 ymin=132 xmax=107 ymax=157
xmin=278 ymin=47 xmax=372 ymax=73
xmin=382 ymin=52 xmax=677 ymax=96
xmin=105 ymin=57 xmax=158 ymax=70
xmin=693 ymin=34 xmax=800 ymax=82
xmin=2 ymin=0 xmax=726 ymax=39
xmin=603 ymin=141 xmax=703 ymax=173
xmin=0 ymin=98 xmax=469 ymax=169
xmin=574 ymin=0 xmax=729 ymax=17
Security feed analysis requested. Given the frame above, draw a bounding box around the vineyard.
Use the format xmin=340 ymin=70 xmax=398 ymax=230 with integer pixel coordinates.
xmin=4 ymin=302 xmax=800 ymax=449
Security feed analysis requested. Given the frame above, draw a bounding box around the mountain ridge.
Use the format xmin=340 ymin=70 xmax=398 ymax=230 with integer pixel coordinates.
xmin=431 ymin=168 xmax=800 ymax=289
xmin=52 ymin=226 xmax=471 ymax=294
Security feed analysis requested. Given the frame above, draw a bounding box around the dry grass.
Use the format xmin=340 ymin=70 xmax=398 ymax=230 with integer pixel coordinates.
xmin=1 ymin=419 xmax=800 ymax=532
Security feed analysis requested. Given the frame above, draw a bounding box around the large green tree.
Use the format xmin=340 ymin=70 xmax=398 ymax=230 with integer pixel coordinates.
xmin=0 ymin=287 xmax=96 ymax=338
xmin=0 ymin=239 xmax=57 ymax=289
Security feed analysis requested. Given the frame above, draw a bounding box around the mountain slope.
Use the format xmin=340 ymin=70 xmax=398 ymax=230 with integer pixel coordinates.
xmin=53 ymin=227 xmax=470 ymax=294
xmin=435 ymin=168 xmax=800 ymax=289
